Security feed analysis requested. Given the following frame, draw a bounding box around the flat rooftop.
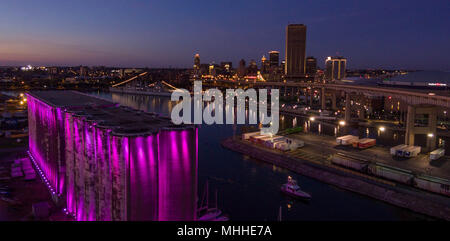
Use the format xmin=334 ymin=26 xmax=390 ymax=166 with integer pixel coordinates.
xmin=28 ymin=91 xmax=190 ymax=136
xmin=28 ymin=90 xmax=115 ymax=108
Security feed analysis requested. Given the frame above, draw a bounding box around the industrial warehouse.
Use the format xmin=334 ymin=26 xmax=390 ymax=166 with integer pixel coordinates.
xmin=26 ymin=91 xmax=198 ymax=221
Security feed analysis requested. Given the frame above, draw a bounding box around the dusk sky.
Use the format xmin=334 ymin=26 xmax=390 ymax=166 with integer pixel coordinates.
xmin=0 ymin=0 xmax=449 ymax=70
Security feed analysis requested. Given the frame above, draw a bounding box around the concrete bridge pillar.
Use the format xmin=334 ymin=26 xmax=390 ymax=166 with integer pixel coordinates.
xmin=345 ymin=93 xmax=351 ymax=123
xmin=358 ymin=107 xmax=365 ymax=120
xmin=331 ymin=92 xmax=337 ymax=110
xmin=304 ymin=89 xmax=308 ymax=106
xmin=405 ymin=104 xmax=437 ymax=152
xmin=321 ymin=87 xmax=326 ymax=110
xmin=309 ymin=89 xmax=314 ymax=107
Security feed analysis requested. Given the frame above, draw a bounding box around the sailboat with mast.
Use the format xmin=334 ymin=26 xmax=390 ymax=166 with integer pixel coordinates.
xmin=197 ymin=181 xmax=229 ymax=221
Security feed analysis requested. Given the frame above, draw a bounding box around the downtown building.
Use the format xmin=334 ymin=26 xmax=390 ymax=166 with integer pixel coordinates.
xmin=325 ymin=56 xmax=347 ymax=81
xmin=305 ymin=56 xmax=317 ymax=76
xmin=285 ymin=24 xmax=307 ymax=80
xmin=27 ymin=91 xmax=198 ymax=221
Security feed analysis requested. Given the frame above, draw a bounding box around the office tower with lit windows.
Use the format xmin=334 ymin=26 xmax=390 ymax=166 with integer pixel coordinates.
xmin=238 ymin=59 xmax=246 ymax=78
xmin=193 ymin=54 xmax=201 ymax=77
xmin=269 ymin=51 xmax=279 ymax=67
xmin=305 ymin=56 xmax=317 ymax=76
xmin=285 ymin=24 xmax=307 ymax=78
xmin=194 ymin=54 xmax=200 ymax=69
xmin=325 ymin=56 xmax=347 ymax=81
xmin=247 ymin=59 xmax=258 ymax=75
xmin=261 ymin=56 xmax=269 ymax=74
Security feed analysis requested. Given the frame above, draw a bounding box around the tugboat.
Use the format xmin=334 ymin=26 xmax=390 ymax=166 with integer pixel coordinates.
xmin=281 ymin=176 xmax=311 ymax=199
xmin=197 ymin=181 xmax=229 ymax=221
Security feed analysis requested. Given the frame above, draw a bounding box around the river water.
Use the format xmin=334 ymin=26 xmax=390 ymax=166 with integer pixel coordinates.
xmin=86 ymin=91 xmax=432 ymax=221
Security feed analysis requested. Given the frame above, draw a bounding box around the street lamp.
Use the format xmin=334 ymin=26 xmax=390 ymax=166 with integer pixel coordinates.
xmin=339 ymin=120 xmax=346 ymax=126
xmin=309 ymin=117 xmax=315 ymax=121
xmin=427 ymin=133 xmax=434 ymax=138
xmin=379 ymin=126 xmax=385 ymax=132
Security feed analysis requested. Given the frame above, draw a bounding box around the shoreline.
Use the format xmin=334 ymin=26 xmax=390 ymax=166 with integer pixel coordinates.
xmin=221 ymin=137 xmax=450 ymax=220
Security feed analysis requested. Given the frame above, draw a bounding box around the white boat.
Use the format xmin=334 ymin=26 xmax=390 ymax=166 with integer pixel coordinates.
xmin=197 ymin=181 xmax=229 ymax=221
xmin=198 ymin=208 xmax=224 ymax=221
xmin=281 ymin=176 xmax=311 ymax=199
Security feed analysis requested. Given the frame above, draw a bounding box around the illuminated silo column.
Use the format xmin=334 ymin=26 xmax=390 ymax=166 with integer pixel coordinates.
xmin=158 ymin=127 xmax=198 ymax=221
xmin=95 ymin=127 xmax=113 ymax=221
xmin=110 ymin=135 xmax=128 ymax=221
xmin=83 ymin=121 xmax=97 ymax=221
xmin=73 ymin=116 xmax=86 ymax=220
xmin=128 ymin=134 xmax=159 ymax=220
xmin=27 ymin=95 xmax=59 ymax=197
xmin=55 ymin=107 xmax=66 ymax=196
xmin=64 ymin=112 xmax=76 ymax=215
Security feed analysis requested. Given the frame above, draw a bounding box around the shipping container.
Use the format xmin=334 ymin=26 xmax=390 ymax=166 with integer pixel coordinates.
xmin=403 ymin=146 xmax=421 ymax=158
xmin=414 ymin=175 xmax=450 ymax=196
xmin=336 ymin=135 xmax=359 ymax=145
xmin=249 ymin=135 xmax=266 ymax=144
xmin=241 ymin=131 xmax=260 ymax=140
xmin=264 ymin=136 xmax=285 ymax=148
xmin=368 ymin=163 xmax=414 ymax=184
xmin=390 ymin=144 xmax=408 ymax=155
xmin=430 ymin=148 xmax=445 ymax=161
xmin=331 ymin=154 xmax=368 ymax=171
xmin=289 ymin=139 xmax=304 ymax=150
xmin=392 ymin=144 xmax=411 ymax=157
xmin=354 ymin=138 xmax=376 ymax=149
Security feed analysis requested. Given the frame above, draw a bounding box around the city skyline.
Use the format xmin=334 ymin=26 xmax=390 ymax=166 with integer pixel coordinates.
xmin=0 ymin=0 xmax=449 ymax=70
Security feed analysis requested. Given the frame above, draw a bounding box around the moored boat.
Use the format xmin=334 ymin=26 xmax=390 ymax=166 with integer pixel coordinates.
xmin=281 ymin=176 xmax=311 ymax=199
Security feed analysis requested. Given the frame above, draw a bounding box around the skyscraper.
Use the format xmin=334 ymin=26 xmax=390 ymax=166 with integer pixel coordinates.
xmin=305 ymin=56 xmax=317 ymax=76
xmin=193 ymin=54 xmax=201 ymax=77
xmin=194 ymin=54 xmax=200 ymax=69
xmin=325 ymin=56 xmax=347 ymax=81
xmin=247 ymin=59 xmax=258 ymax=75
xmin=221 ymin=62 xmax=232 ymax=76
xmin=261 ymin=55 xmax=269 ymax=74
xmin=269 ymin=51 xmax=279 ymax=67
xmin=285 ymin=24 xmax=307 ymax=78
xmin=80 ymin=66 xmax=88 ymax=77
xmin=238 ymin=59 xmax=246 ymax=78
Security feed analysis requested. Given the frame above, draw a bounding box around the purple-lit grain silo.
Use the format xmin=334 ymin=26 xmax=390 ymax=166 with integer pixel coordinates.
xmin=27 ymin=91 xmax=198 ymax=221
